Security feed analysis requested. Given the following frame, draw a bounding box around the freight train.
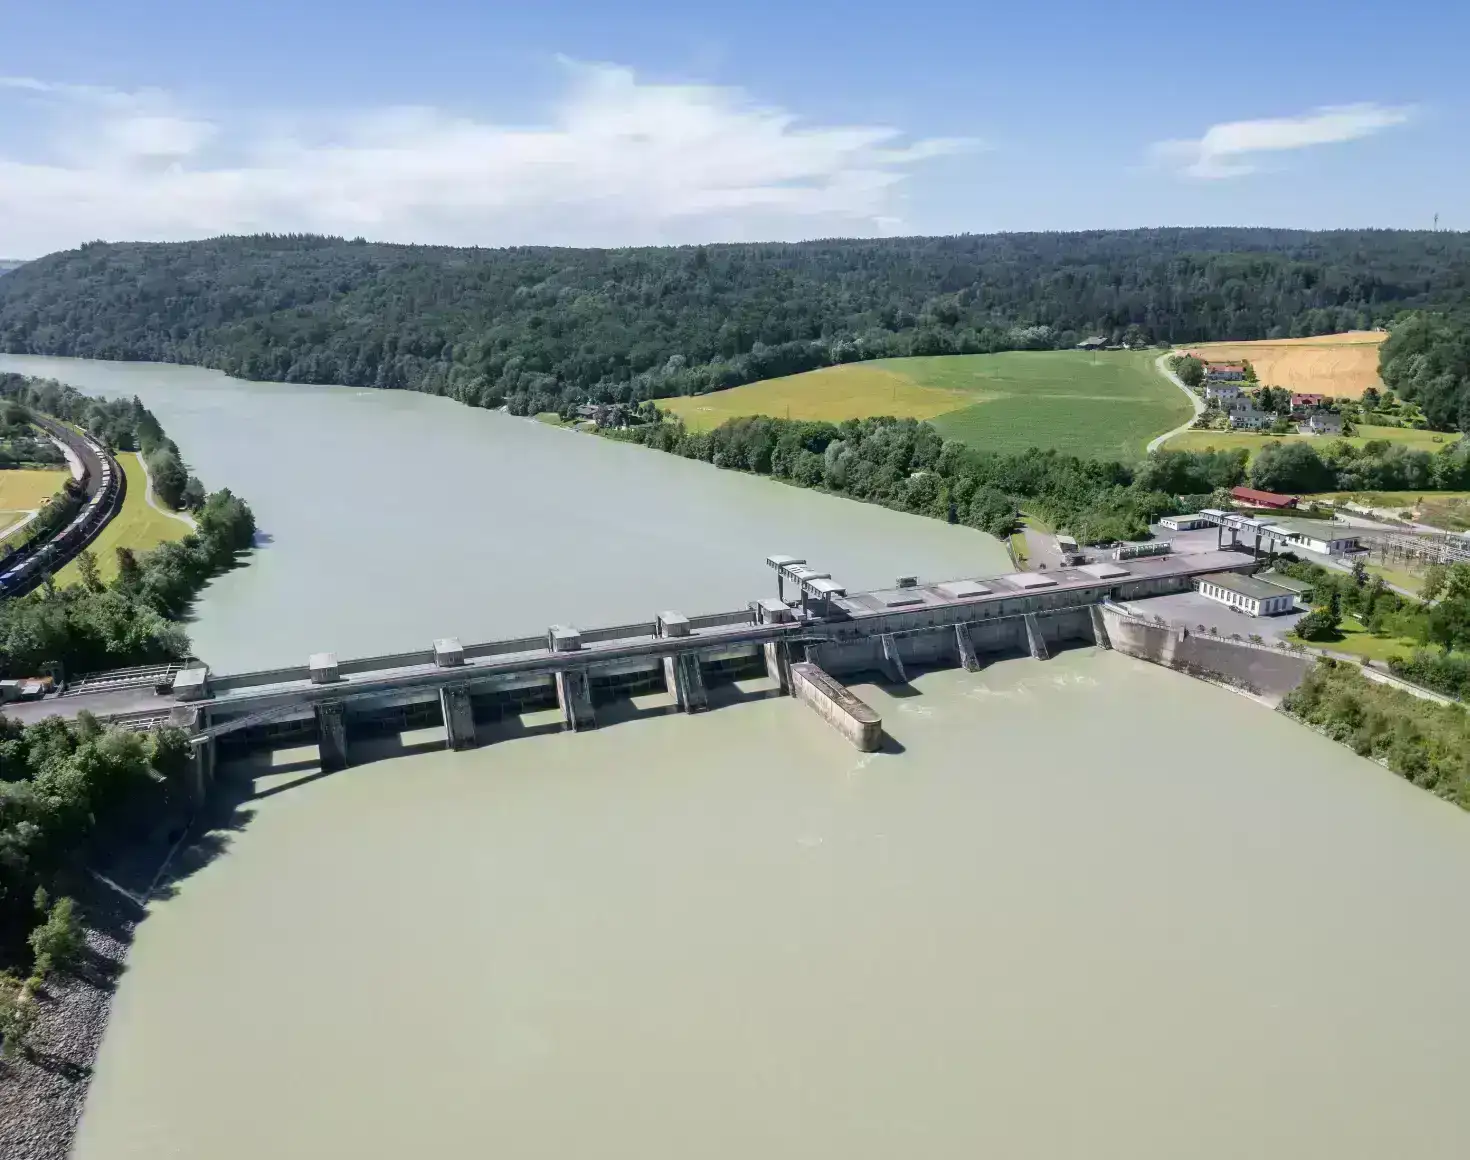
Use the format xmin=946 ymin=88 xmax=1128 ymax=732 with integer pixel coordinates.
xmin=0 ymin=432 xmax=119 ymax=597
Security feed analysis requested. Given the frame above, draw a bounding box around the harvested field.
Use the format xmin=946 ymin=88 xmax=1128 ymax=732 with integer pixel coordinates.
xmin=1181 ymin=331 xmax=1386 ymax=398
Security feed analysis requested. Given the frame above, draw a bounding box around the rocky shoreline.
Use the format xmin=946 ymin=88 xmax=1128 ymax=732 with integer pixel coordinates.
xmin=0 ymin=881 xmax=142 ymax=1160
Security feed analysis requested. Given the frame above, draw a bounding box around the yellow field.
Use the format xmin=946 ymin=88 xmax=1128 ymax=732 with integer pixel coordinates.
xmin=56 ymin=454 xmax=190 ymax=585
xmin=1179 ymin=331 xmax=1386 ymax=398
xmin=660 ymin=363 xmax=972 ymax=430
xmin=0 ymin=467 xmax=69 ymax=510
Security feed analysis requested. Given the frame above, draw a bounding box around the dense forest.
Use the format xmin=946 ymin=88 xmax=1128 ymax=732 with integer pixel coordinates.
xmin=1378 ymin=312 xmax=1470 ymax=431
xmin=1 ymin=230 xmax=1468 ymax=418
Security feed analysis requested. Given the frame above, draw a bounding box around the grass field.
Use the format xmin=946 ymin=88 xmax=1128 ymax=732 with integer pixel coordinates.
xmin=1164 ymin=424 xmax=1461 ymax=458
xmin=1288 ymin=615 xmax=1419 ymax=663
xmin=1180 ymin=331 xmax=1386 ymax=398
xmin=1309 ymin=490 xmax=1470 ymax=532
xmin=55 ymin=454 xmax=190 ymax=585
xmin=660 ymin=350 xmax=1190 ymax=460
xmin=0 ymin=467 xmax=68 ymax=510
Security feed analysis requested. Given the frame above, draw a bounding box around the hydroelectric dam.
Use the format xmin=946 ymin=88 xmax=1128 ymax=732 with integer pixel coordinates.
xmin=8 ymin=547 xmax=1269 ymax=795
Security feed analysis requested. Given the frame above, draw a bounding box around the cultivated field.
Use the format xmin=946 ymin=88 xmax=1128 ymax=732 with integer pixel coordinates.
xmin=1180 ymin=331 xmax=1386 ymax=398
xmin=1164 ymin=424 xmax=1461 ymax=458
xmin=660 ymin=351 xmax=1190 ymax=460
xmin=55 ymin=454 xmax=189 ymax=585
xmin=0 ymin=467 xmax=68 ymax=510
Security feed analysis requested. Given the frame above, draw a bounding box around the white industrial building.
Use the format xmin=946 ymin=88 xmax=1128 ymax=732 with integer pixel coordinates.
xmin=1195 ymin=572 xmax=1297 ymax=617
xmin=1159 ymin=514 xmax=1211 ymax=531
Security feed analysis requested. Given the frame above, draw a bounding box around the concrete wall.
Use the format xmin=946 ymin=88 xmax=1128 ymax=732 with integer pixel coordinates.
xmin=1100 ymin=606 xmax=1309 ymax=704
xmin=791 ymin=663 xmax=882 ymax=751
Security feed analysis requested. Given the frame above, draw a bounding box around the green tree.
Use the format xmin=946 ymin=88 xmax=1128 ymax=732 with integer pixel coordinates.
xmin=29 ymin=896 xmax=86 ymax=976
xmin=75 ymin=548 xmax=103 ymax=593
xmin=1172 ymin=354 xmax=1205 ymax=387
xmin=1421 ymin=562 xmax=1449 ymax=602
xmin=1250 ymin=441 xmax=1333 ymax=493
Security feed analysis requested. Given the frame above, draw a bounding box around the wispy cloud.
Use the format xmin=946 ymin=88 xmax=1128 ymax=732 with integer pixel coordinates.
xmin=1152 ymin=103 xmax=1413 ymax=179
xmin=0 ymin=64 xmax=970 ymax=256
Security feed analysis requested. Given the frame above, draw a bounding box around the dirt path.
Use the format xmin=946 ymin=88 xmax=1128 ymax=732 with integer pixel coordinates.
xmin=1146 ymin=352 xmax=1206 ymax=453
xmin=135 ymin=452 xmax=197 ymax=531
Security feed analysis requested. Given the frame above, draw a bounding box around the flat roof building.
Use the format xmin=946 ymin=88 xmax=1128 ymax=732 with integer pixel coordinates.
xmin=1159 ymin=514 xmax=1210 ymax=531
xmin=1264 ymin=518 xmax=1362 ymax=556
xmin=1196 ymin=572 xmax=1296 ymax=617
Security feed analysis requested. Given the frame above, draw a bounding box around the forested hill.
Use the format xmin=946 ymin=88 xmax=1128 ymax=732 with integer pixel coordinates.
xmin=0 ymin=260 xmax=23 ymax=276
xmin=1 ymin=230 xmax=1467 ymax=416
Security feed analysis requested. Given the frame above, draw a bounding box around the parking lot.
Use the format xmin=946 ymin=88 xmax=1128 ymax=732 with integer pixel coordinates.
xmin=1118 ymin=589 xmax=1306 ymax=642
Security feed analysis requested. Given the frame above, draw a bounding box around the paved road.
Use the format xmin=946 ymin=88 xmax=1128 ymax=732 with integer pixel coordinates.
xmin=135 ymin=451 xmax=197 ymax=530
xmin=1146 ymin=352 xmax=1206 ymax=454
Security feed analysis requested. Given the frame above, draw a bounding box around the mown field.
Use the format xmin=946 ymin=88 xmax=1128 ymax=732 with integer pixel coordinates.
xmin=1180 ymin=331 xmax=1386 ymax=398
xmin=55 ymin=454 xmax=189 ymax=584
xmin=0 ymin=466 xmax=68 ymax=510
xmin=659 ymin=351 xmax=1190 ymax=460
xmin=1164 ymin=424 xmax=1461 ymax=458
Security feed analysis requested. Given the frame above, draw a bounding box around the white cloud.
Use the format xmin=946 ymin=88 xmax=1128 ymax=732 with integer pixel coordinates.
xmin=0 ymin=64 xmax=969 ymax=256
xmin=1152 ymin=103 xmax=1412 ymax=179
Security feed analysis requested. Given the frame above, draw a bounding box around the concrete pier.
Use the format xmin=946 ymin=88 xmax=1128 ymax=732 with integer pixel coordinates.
xmin=954 ymin=623 xmax=981 ymax=672
xmin=763 ymin=640 xmax=791 ymax=692
xmin=879 ymin=633 xmax=908 ymax=684
xmin=662 ymin=652 xmax=709 ymax=712
xmin=1089 ymin=605 xmax=1113 ymax=650
xmin=1023 ymin=612 xmax=1050 ymax=661
xmin=555 ymin=668 xmax=596 ymax=731
xmin=315 ymin=701 xmax=348 ymax=771
xmin=439 ymin=685 xmax=476 ymax=750
xmin=791 ymin=662 xmax=882 ymax=751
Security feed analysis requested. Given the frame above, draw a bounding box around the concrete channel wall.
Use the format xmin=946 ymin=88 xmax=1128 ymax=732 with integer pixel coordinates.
xmin=1100 ymin=605 xmax=1311 ymax=705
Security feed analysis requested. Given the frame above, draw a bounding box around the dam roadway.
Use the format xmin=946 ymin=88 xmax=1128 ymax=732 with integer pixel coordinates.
xmin=8 ymin=546 xmax=1259 ymax=778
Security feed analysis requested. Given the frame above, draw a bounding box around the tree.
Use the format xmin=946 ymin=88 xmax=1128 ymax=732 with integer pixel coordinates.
xmin=1422 ymin=562 xmax=1449 ymax=602
xmin=1173 ymin=355 xmax=1205 ymax=388
xmin=1250 ymin=441 xmax=1333 ymax=493
xmin=75 ymin=548 xmax=103 ymax=593
xmin=1243 ymin=359 xmax=1258 ymax=383
xmin=966 ymin=486 xmax=1016 ymax=537
xmin=29 ymin=896 xmax=86 ymax=976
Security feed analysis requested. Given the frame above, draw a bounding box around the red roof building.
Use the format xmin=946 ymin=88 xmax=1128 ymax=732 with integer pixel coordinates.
xmin=1291 ymin=393 xmax=1327 ymax=408
xmin=1230 ymin=486 xmax=1297 ymax=509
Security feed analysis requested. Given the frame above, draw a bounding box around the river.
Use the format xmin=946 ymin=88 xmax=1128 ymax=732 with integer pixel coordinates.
xmin=4 ymin=355 xmax=1470 ymax=1158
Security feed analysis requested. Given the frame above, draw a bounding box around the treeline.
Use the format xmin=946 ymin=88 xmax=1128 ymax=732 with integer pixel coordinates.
xmin=1379 ymin=312 xmax=1470 ymax=432
xmin=0 ymin=377 xmax=256 ymax=677
xmin=0 ymin=400 xmax=65 ymax=469
xmin=1243 ymin=435 xmax=1470 ymax=493
xmin=0 ymin=713 xmax=193 ymax=1017
xmin=3 ymin=375 xmax=205 ymax=510
xmin=2 ymin=230 xmax=1468 ymax=417
xmin=1283 ymin=660 xmax=1470 ymax=809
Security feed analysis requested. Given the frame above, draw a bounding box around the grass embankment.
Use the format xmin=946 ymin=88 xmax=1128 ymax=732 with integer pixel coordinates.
xmin=1180 ymin=331 xmax=1387 ymax=398
xmin=1284 ymin=659 xmax=1470 ymax=808
xmin=659 ymin=350 xmax=1190 ymax=461
xmin=1287 ymin=614 xmax=1421 ymax=662
xmin=55 ymin=454 xmax=189 ymax=585
xmin=1164 ymin=424 xmax=1460 ymax=458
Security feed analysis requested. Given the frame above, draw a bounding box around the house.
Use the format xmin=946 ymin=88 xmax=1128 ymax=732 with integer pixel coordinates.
xmin=1076 ymin=336 xmax=1107 ymax=350
xmin=1196 ymin=573 xmax=1297 ymax=617
xmin=1228 ymin=407 xmax=1275 ymax=430
xmin=1229 ymin=487 xmax=1297 ymax=510
xmin=1298 ymin=411 xmax=1343 ymax=436
xmin=1266 ymin=518 xmax=1362 ymax=556
xmin=1291 ymin=393 xmax=1327 ymax=409
xmin=1158 ymin=514 xmax=1211 ymax=531
xmin=1204 ymin=363 xmax=1245 ymax=381
xmin=1203 ymin=382 xmax=1242 ymax=404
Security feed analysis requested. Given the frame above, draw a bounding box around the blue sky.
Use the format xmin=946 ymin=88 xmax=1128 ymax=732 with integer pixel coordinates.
xmin=1 ymin=0 xmax=1464 ymax=255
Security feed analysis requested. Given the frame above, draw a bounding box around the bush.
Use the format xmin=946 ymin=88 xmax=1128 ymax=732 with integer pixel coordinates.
xmin=28 ymin=896 xmax=86 ymax=977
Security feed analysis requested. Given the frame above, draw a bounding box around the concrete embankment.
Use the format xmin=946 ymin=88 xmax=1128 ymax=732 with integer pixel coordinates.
xmin=1100 ymin=604 xmax=1311 ymax=705
xmin=791 ymin=661 xmax=883 ymax=751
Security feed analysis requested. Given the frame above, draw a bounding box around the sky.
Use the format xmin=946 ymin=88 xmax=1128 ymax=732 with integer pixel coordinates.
xmin=1 ymin=0 xmax=1466 ymax=257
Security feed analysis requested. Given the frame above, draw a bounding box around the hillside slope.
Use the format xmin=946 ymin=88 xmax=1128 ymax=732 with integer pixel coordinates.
xmin=1 ymin=230 xmax=1467 ymax=417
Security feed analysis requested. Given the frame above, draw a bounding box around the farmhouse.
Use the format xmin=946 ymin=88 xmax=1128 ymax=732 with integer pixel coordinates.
xmin=1291 ymin=393 xmax=1327 ymax=409
xmin=1076 ymin=336 xmax=1107 ymax=350
xmin=1204 ymin=382 xmax=1242 ymax=404
xmin=1228 ymin=407 xmax=1275 ymax=430
xmin=1229 ymin=487 xmax=1296 ymax=510
xmin=1196 ymin=572 xmax=1297 ymax=617
xmin=1204 ymin=363 xmax=1245 ymax=382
